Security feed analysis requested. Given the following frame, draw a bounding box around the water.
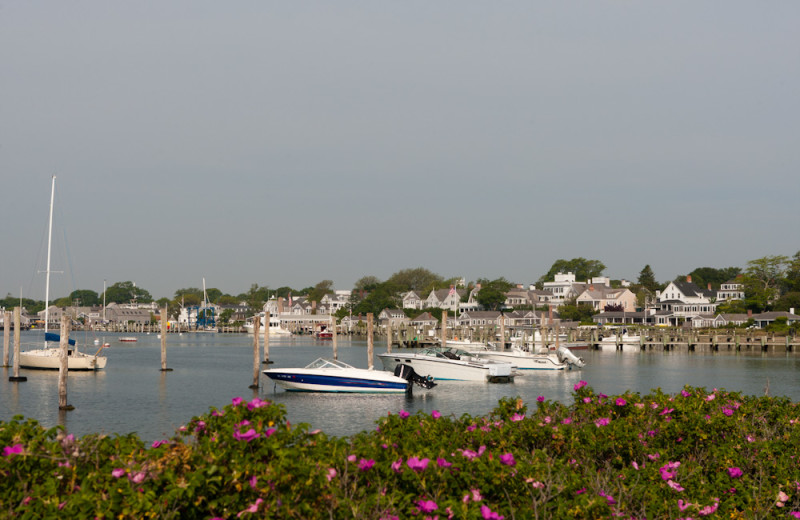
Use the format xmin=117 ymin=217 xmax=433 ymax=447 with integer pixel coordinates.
xmin=2 ymin=331 xmax=799 ymax=442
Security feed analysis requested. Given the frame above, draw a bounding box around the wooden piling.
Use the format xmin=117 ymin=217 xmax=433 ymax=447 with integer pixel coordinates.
xmin=160 ymin=307 xmax=172 ymax=372
xmin=58 ymin=315 xmax=74 ymax=411
xmin=499 ymin=313 xmax=505 ymax=351
xmin=367 ymin=313 xmax=374 ymax=370
xmin=263 ymin=312 xmax=271 ymax=365
xmin=2 ymin=310 xmax=9 ymax=367
xmin=250 ymin=316 xmax=260 ymax=388
xmin=386 ymin=321 xmax=392 ymax=353
xmin=441 ymin=311 xmax=448 ymax=349
xmin=332 ymin=316 xmax=338 ymax=360
xmin=9 ymin=307 xmax=25 ymax=382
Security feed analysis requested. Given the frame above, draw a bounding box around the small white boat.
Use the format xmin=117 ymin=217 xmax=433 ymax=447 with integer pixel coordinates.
xmin=263 ymin=357 xmax=435 ymax=393
xmin=119 ymin=337 xmax=138 ymax=343
xmin=378 ymin=347 xmax=515 ymax=382
xmin=476 ymin=345 xmax=585 ymax=370
xmin=244 ymin=313 xmax=292 ymax=336
xmin=598 ymin=331 xmax=642 ymax=351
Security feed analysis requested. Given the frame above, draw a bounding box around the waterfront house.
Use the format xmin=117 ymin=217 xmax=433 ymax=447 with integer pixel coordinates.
xmin=105 ymin=302 xmax=153 ymax=326
xmin=378 ymin=308 xmax=410 ymax=328
xmin=717 ymin=278 xmax=745 ymax=302
xmin=654 ymin=276 xmax=717 ymax=327
xmin=401 ymin=291 xmax=424 ymax=310
xmin=576 ymin=285 xmax=637 ymax=312
xmin=410 ymin=312 xmax=438 ymax=329
xmin=423 ymin=287 xmax=466 ymax=312
xmin=456 ymin=311 xmax=502 ymax=327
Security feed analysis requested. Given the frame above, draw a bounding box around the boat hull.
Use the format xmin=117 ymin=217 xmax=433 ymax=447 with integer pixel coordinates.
xmin=378 ymin=353 xmax=513 ymax=382
xmin=476 ymin=351 xmax=567 ymax=370
xmin=263 ymin=368 xmax=409 ymax=393
xmin=18 ymin=349 xmax=107 ymax=371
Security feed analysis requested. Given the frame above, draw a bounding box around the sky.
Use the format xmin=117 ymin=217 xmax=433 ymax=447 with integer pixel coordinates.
xmin=2 ymin=2 xmax=798 ymax=302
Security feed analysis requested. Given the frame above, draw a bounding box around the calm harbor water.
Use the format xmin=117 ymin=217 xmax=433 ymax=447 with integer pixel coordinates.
xmin=2 ymin=331 xmax=799 ymax=443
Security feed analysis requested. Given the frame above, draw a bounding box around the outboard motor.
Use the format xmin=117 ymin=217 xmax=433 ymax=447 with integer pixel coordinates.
xmin=394 ymin=364 xmax=437 ymax=390
xmin=556 ymin=346 xmax=585 ymax=369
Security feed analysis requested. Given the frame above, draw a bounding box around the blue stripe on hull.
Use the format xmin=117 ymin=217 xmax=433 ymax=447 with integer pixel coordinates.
xmin=265 ymin=373 xmax=408 ymax=392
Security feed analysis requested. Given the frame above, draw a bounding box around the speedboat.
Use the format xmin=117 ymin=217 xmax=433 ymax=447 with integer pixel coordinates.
xmin=263 ymin=357 xmax=435 ymax=393
xmin=244 ymin=313 xmax=292 ymax=336
xmin=378 ymin=347 xmax=515 ymax=382
xmin=476 ymin=345 xmax=584 ymax=370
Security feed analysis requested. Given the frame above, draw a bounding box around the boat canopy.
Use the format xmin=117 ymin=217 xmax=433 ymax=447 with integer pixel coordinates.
xmin=45 ymin=332 xmax=76 ymax=346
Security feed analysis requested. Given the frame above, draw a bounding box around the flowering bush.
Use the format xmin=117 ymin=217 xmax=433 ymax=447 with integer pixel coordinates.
xmin=3 ymin=383 xmax=800 ymax=518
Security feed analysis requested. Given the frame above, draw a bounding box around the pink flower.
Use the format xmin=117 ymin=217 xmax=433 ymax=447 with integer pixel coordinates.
xmin=3 ymin=444 xmax=23 ymax=457
xmin=788 ymin=513 xmax=800 ymax=519
xmin=537 ymin=395 xmax=545 ymax=402
xmin=416 ymin=499 xmax=438 ymax=513
xmin=399 ymin=410 xmax=410 ymax=419
xmin=326 ymin=468 xmax=337 ymax=481
xmin=233 ymin=428 xmax=260 ymax=442
xmin=111 ymin=468 xmax=126 ymax=478
xmin=437 ymin=457 xmax=452 ymax=468
xmin=510 ymin=413 xmax=525 ymax=422
xmin=659 ymin=407 xmax=674 ymax=416
xmin=722 ymin=408 xmax=734 ymax=416
xmin=358 ymin=458 xmax=375 ymax=471
xmin=615 ymin=398 xmax=627 ymax=406
xmin=391 ymin=458 xmax=403 ymax=473
xmin=561 ymin=417 xmax=572 ymax=425
xmin=632 ymin=461 xmax=640 ymax=470
xmin=706 ymin=394 xmax=716 ymax=402
xmin=265 ymin=428 xmax=277 ymax=438
xmin=480 ymin=505 xmax=504 ymax=520
xmin=727 ymin=467 xmax=743 ymax=478
xmin=470 ymin=488 xmax=483 ymax=501
xmin=680 ymin=389 xmax=691 ymax=397
xmin=431 ymin=410 xmax=441 ymax=419
xmin=499 ymin=453 xmax=516 ymax=466
xmin=678 ymin=499 xmax=692 ymax=511
xmin=595 ymin=417 xmax=610 ymax=427
xmin=151 ymin=440 xmax=169 ymax=448
xmin=698 ymin=498 xmax=719 ymax=516
xmin=574 ymin=380 xmax=587 ymax=391
xmin=129 ymin=471 xmax=146 ymax=484
xmin=231 ymin=397 xmax=244 ymax=407
xmin=195 ymin=421 xmax=206 ymax=433
xmin=598 ymin=490 xmax=617 ymax=505
xmin=248 ymin=475 xmax=257 ymax=489
xmin=582 ymin=397 xmax=592 ymax=404
xmin=667 ymin=480 xmax=685 ymax=492
xmin=576 ymin=488 xmax=586 ymax=494
xmin=247 ymin=398 xmax=268 ymax=410
xmin=347 ymin=454 xmax=357 ymax=462
xmin=407 ymin=456 xmax=430 ymax=472
xmin=237 ymin=498 xmax=263 ymax=517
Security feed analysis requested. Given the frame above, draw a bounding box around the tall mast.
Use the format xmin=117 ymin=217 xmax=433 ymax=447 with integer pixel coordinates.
xmin=44 ymin=175 xmax=56 ymax=336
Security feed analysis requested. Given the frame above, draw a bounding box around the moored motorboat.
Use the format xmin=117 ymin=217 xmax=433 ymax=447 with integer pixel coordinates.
xmin=476 ymin=345 xmax=584 ymax=370
xmin=263 ymin=357 xmax=435 ymax=393
xmin=119 ymin=337 xmax=138 ymax=343
xmin=378 ymin=347 xmax=515 ymax=383
xmin=597 ymin=331 xmax=642 ymax=351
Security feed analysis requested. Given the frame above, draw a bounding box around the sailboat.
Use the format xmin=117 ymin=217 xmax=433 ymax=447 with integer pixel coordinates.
xmin=18 ymin=176 xmax=108 ymax=371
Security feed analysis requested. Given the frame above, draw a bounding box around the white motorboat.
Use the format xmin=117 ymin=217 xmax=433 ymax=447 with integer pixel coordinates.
xmin=476 ymin=345 xmax=584 ymax=370
xmin=598 ymin=331 xmax=642 ymax=351
xmin=263 ymin=357 xmax=435 ymax=393
xmin=19 ymin=176 xmax=107 ymax=371
xmin=438 ymin=338 xmax=490 ymax=352
xmin=378 ymin=347 xmax=515 ymax=382
xmin=244 ymin=313 xmax=292 ymax=336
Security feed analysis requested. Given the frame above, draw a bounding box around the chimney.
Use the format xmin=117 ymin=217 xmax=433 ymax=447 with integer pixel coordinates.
xmin=686 ymin=275 xmax=692 ymax=283
xmin=747 ymin=309 xmax=752 ymax=317
xmin=476 ymin=283 xmax=481 ymax=289
xmin=277 ymin=297 xmax=284 ymax=313
xmin=589 ymin=284 xmax=594 ymax=291
xmin=708 ymin=283 xmax=712 ymax=291
xmin=790 ymin=308 xmax=795 ymax=315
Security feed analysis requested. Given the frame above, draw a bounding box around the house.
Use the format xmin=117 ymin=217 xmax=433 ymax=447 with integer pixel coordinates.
xmin=104 ymin=302 xmax=153 ymax=325
xmin=402 ymin=291 xmax=424 ymax=310
xmin=320 ymin=291 xmax=352 ymax=313
xmin=654 ymin=275 xmax=718 ymax=327
xmin=378 ymin=308 xmax=410 ymax=328
xmin=576 ymin=285 xmax=637 ymax=312
xmin=750 ymin=311 xmax=800 ymax=329
xmin=423 ymin=287 xmax=465 ymax=312
xmin=717 ymin=278 xmax=745 ymax=302
xmin=409 ymin=312 xmax=439 ymax=329
xmin=456 ymin=311 xmax=502 ymax=327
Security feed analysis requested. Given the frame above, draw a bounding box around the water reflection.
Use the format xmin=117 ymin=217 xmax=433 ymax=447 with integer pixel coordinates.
xmin=2 ymin=332 xmax=800 ymax=442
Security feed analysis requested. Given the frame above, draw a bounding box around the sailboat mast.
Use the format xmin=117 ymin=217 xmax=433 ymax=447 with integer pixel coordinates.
xmin=44 ymin=175 xmax=56 ymax=336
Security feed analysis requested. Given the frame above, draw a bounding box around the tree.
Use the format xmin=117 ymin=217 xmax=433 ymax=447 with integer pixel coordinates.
xmin=69 ymin=289 xmax=99 ymax=307
xmin=774 ymin=292 xmax=800 ymax=313
xmin=741 ymin=255 xmax=789 ymax=312
xmin=674 ymin=267 xmax=741 ymax=290
xmin=637 ymin=265 xmax=659 ymax=293
xmin=353 ymin=276 xmax=381 ymax=294
xmin=558 ymin=302 xmax=596 ymax=323
xmin=387 ymin=268 xmax=443 ymax=292
xmin=474 ymin=278 xmax=513 ymax=311
xmin=353 ymin=281 xmax=403 ymax=316
xmin=537 ymin=258 xmax=606 ymax=285
xmin=104 ymin=281 xmax=152 ymax=304
xmin=308 ymin=280 xmax=334 ymax=303
xmin=782 ymin=251 xmax=800 ymax=293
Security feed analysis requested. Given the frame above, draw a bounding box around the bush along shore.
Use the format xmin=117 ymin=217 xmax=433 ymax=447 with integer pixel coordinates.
xmin=3 ymin=384 xmax=800 ymax=519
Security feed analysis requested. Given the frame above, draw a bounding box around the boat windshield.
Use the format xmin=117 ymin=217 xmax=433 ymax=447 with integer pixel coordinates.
xmin=304 ymin=358 xmax=353 ymax=370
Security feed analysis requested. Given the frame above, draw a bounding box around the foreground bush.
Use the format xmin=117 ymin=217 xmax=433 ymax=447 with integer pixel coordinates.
xmin=3 ymin=384 xmax=800 ymax=519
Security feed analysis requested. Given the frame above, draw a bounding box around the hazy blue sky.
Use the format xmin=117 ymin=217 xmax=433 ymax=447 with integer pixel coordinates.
xmin=2 ymin=2 xmax=798 ymax=301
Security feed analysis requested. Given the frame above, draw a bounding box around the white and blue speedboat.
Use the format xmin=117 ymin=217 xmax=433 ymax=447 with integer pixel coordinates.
xmin=263 ymin=357 xmax=435 ymax=393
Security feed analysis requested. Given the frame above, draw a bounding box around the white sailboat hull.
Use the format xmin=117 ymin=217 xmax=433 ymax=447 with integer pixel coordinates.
xmin=19 ymin=349 xmax=107 ymax=371
xmin=378 ymin=349 xmax=514 ymax=382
